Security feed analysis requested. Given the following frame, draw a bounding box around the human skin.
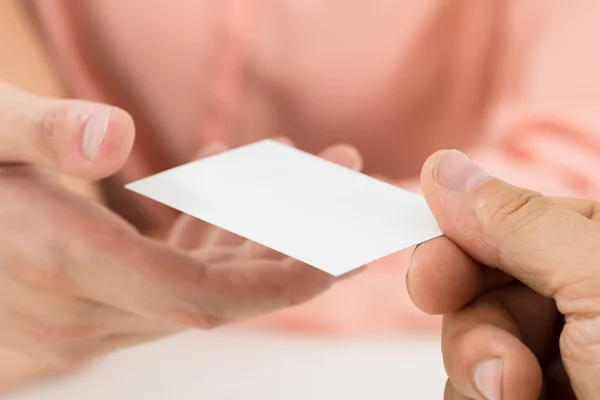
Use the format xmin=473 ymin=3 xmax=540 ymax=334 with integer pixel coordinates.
xmin=0 ymin=1 xmax=368 ymax=390
xmin=409 ymin=150 xmax=600 ymax=399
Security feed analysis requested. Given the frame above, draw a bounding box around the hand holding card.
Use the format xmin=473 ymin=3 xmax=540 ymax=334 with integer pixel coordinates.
xmin=127 ymin=140 xmax=442 ymax=276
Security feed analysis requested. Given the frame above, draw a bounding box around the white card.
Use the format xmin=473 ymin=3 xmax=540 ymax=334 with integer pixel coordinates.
xmin=125 ymin=140 xmax=442 ymax=276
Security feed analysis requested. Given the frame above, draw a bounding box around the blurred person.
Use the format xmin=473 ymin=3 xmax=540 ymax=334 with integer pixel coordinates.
xmin=2 ymin=0 xmax=600 ymax=391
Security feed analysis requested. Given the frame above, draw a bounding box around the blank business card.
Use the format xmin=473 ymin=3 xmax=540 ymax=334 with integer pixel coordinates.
xmin=125 ymin=140 xmax=442 ymax=276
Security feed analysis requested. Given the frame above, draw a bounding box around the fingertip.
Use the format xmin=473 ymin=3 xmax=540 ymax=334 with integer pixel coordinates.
xmin=419 ymin=150 xmax=453 ymax=221
xmin=420 ymin=149 xmax=447 ymax=189
xmin=500 ymin=347 xmax=543 ymax=400
xmin=281 ymin=258 xmax=335 ymax=304
xmin=271 ymin=136 xmax=296 ymax=147
xmin=320 ymin=143 xmax=363 ymax=171
xmin=444 ymin=321 xmax=543 ymax=400
xmin=61 ymin=105 xmax=135 ymax=180
xmin=407 ymin=237 xmax=483 ymax=314
xmin=196 ymin=141 xmax=229 ymax=159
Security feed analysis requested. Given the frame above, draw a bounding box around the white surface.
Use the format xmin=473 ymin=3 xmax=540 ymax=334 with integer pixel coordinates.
xmin=126 ymin=140 xmax=442 ymax=276
xmin=4 ymin=331 xmax=446 ymax=400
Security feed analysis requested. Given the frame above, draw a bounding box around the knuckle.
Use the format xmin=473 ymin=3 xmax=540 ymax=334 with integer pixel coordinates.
xmin=476 ymin=188 xmax=545 ymax=235
xmin=35 ymin=106 xmax=71 ymax=163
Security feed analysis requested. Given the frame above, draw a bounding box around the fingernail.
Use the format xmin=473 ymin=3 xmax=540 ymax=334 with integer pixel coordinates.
xmin=82 ymin=108 xmax=110 ymax=161
xmin=475 ymin=358 xmax=502 ymax=400
xmin=433 ymin=150 xmax=489 ymax=192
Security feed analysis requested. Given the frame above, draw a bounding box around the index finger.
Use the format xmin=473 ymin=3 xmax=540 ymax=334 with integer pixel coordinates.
xmin=71 ymin=233 xmax=335 ymax=327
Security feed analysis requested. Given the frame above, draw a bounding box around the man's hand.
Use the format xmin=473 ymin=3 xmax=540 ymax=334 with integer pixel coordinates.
xmin=408 ymin=150 xmax=600 ymax=399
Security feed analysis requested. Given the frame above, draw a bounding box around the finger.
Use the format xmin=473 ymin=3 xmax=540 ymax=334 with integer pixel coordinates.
xmin=168 ymin=214 xmax=216 ymax=250
xmin=372 ymin=174 xmax=395 ymax=184
xmin=271 ymin=136 xmax=296 ymax=147
xmin=444 ymin=380 xmax=470 ymax=400
xmin=318 ymin=144 xmax=363 ymax=171
xmin=73 ymin=238 xmax=334 ymax=327
xmin=203 ymin=229 xmax=247 ymax=247
xmin=197 ymin=141 xmax=230 ymax=158
xmin=407 ymin=236 xmax=512 ymax=315
xmin=443 ymin=286 xmax=551 ymax=400
xmin=547 ymin=197 xmax=600 ymax=222
xmin=178 ymin=257 xmax=334 ymax=323
xmin=190 ymin=247 xmax=239 ymax=264
xmin=13 ymin=221 xmax=334 ymax=328
xmin=0 ymin=179 xmax=333 ymax=330
xmin=237 ymin=241 xmax=284 ymax=259
xmin=0 ymin=82 xmax=135 ymax=179
xmin=420 ymin=150 xmax=600 ymax=298
xmin=408 ymin=195 xmax=600 ymax=314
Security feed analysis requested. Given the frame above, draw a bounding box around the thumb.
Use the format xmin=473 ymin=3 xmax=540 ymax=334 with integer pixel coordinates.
xmin=420 ymin=150 xmax=600 ymax=298
xmin=0 ymin=82 xmax=135 ymax=180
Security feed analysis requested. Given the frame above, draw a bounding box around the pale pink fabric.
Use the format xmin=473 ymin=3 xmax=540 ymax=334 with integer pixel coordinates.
xmin=24 ymin=0 xmax=600 ymax=335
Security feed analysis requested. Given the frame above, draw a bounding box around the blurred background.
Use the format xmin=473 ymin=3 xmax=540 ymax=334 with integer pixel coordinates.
xmin=2 ymin=0 xmax=599 ymax=398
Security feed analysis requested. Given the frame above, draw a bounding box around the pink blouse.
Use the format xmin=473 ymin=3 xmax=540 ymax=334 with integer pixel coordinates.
xmin=23 ymin=0 xmax=600 ymax=334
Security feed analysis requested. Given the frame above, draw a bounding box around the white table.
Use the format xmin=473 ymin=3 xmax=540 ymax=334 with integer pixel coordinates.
xmin=3 ymin=331 xmax=446 ymax=399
